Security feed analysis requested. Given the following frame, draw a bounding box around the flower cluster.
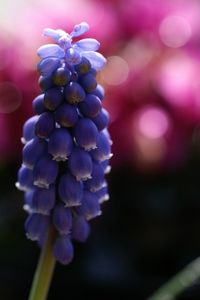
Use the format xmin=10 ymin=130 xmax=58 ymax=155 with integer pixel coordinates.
xmin=16 ymin=22 xmax=112 ymax=265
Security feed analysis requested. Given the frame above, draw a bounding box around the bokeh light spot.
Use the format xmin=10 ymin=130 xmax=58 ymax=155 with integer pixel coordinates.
xmin=0 ymin=82 xmax=22 ymax=114
xmin=122 ymin=36 xmax=158 ymax=70
xmin=159 ymin=15 xmax=191 ymax=48
xmin=138 ymin=107 xmax=169 ymax=139
xmin=101 ymin=56 xmax=129 ymax=86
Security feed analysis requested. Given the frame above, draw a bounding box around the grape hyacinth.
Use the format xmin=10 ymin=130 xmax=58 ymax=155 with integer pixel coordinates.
xmin=16 ymin=22 xmax=112 ymax=266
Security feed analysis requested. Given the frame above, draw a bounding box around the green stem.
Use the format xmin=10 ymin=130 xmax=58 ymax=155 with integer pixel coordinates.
xmin=148 ymin=257 xmax=200 ymax=300
xmin=28 ymin=227 xmax=56 ymax=300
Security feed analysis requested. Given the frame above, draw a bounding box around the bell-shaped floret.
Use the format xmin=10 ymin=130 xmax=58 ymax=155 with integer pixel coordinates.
xmin=58 ymin=173 xmax=83 ymax=207
xmin=92 ymin=84 xmax=105 ymax=101
xmin=55 ymin=103 xmax=78 ymax=127
xmin=48 ymin=128 xmax=73 ymax=161
xmin=31 ymin=185 xmax=55 ymax=215
xmin=78 ymin=94 xmax=101 ymax=118
xmin=22 ymin=138 xmax=47 ymax=169
xmin=32 ymin=94 xmax=46 ymax=115
xmin=95 ymin=185 xmax=109 ymax=204
xmin=33 ymin=154 xmax=59 ymax=189
xmin=16 ymin=165 xmax=34 ymax=191
xmin=53 ymin=235 xmax=74 ymax=265
xmin=35 ymin=112 xmax=55 ymax=139
xmin=25 ymin=213 xmax=49 ymax=241
xmin=23 ymin=190 xmax=34 ymax=213
xmin=74 ymin=118 xmax=98 ymax=150
xmin=72 ymin=216 xmax=90 ymax=242
xmin=38 ymin=75 xmax=54 ymax=91
xmin=79 ymin=72 xmax=97 ymax=93
xmin=75 ymin=57 xmax=91 ymax=75
xmin=24 ymin=190 xmax=34 ymax=207
xmin=64 ymin=82 xmax=85 ymax=104
xmin=22 ymin=116 xmax=39 ymax=144
xmin=53 ymin=67 xmax=71 ymax=86
xmin=68 ymin=147 xmax=93 ymax=181
xmin=92 ymin=108 xmax=109 ymax=131
xmin=84 ymin=162 xmax=105 ymax=192
xmin=91 ymin=130 xmax=112 ymax=162
xmin=53 ymin=203 xmax=72 ymax=234
xmin=43 ymin=87 xmax=63 ymax=111
xmin=37 ymin=57 xmax=61 ymax=76
xmin=101 ymin=159 xmax=111 ymax=174
xmin=76 ymin=190 xmax=101 ymax=220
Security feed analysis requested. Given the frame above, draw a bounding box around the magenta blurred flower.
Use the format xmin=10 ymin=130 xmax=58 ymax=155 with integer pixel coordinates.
xmin=1 ymin=0 xmax=200 ymax=172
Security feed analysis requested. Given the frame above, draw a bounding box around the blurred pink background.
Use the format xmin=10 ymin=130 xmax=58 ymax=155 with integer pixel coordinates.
xmin=1 ymin=0 xmax=200 ymax=172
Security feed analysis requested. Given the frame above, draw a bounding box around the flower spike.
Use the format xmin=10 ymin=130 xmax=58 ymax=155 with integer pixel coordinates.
xmin=17 ymin=22 xmax=112 ymax=266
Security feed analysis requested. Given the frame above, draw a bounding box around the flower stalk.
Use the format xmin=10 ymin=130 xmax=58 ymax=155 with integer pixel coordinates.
xmin=28 ymin=227 xmax=56 ymax=300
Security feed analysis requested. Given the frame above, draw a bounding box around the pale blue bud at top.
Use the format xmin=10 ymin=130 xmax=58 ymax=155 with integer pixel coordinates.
xmin=43 ymin=28 xmax=69 ymax=42
xmin=58 ymin=36 xmax=72 ymax=50
xmin=70 ymin=22 xmax=89 ymax=38
xmin=75 ymin=38 xmax=100 ymax=51
xmin=65 ymin=48 xmax=81 ymax=65
xmin=42 ymin=22 xmax=106 ymax=70
xmin=53 ymin=235 xmax=74 ymax=265
xmin=82 ymin=51 xmax=106 ymax=70
xmin=37 ymin=44 xmax=65 ymax=59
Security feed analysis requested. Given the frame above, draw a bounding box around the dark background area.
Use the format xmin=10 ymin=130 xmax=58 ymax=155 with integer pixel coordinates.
xmin=2 ymin=157 xmax=200 ymax=299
